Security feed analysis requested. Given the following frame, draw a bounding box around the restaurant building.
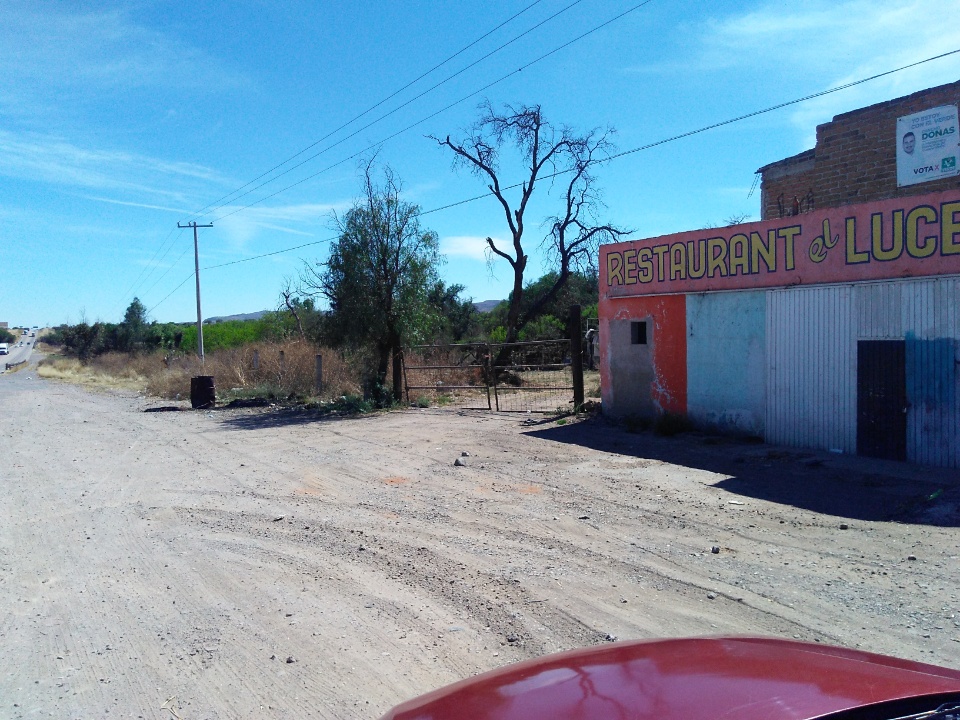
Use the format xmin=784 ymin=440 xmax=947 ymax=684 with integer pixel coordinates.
xmin=598 ymin=83 xmax=960 ymax=467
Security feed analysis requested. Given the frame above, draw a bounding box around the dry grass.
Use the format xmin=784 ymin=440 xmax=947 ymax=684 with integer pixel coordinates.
xmin=37 ymin=341 xmax=592 ymax=409
xmin=37 ymin=355 xmax=147 ymax=391
xmin=585 ymin=369 xmax=601 ymax=398
xmin=40 ymin=341 xmax=363 ymax=402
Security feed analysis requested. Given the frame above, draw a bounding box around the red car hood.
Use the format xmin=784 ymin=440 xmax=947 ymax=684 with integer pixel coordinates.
xmin=380 ymin=636 xmax=960 ymax=720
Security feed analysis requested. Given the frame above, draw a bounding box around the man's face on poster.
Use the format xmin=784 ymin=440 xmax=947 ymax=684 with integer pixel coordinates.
xmin=903 ymin=132 xmax=916 ymax=154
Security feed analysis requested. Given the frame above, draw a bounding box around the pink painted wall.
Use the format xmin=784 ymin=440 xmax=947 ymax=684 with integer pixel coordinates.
xmin=601 ymin=189 xmax=960 ymax=298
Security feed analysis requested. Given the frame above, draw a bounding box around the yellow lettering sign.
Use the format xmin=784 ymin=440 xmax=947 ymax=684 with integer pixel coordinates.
xmin=941 ymin=201 xmax=960 ymax=255
xmin=906 ymin=206 xmax=937 ymax=258
xmin=778 ymin=226 xmax=800 ymax=271
xmin=606 ymin=251 xmax=624 ymax=286
xmin=670 ymin=243 xmax=687 ymax=280
xmin=729 ymin=234 xmax=749 ymax=276
xmin=638 ymin=247 xmax=654 ymax=283
xmin=688 ymin=240 xmax=706 ymax=278
xmin=623 ymin=249 xmax=638 ymax=284
xmin=751 ymin=231 xmax=776 ymax=273
xmin=845 ymin=218 xmax=869 ymax=264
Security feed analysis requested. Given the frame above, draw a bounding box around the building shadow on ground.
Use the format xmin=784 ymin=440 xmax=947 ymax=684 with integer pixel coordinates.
xmin=144 ymin=402 xmax=386 ymax=431
xmin=525 ymin=418 xmax=960 ymax=527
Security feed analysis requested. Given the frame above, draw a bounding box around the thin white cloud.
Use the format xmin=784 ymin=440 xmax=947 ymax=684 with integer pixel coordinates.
xmin=212 ymin=202 xmax=352 ymax=254
xmin=0 ymin=129 xmax=231 ymax=204
xmin=639 ymin=1 xmax=960 ymax=150
xmin=85 ymin=196 xmax=189 ymax=215
xmin=242 ymin=202 xmax=351 ymax=224
xmin=717 ymin=1 xmax=960 ymax=143
xmin=248 ymin=222 xmax=314 ymax=238
xmin=689 ymin=0 xmax=960 ymax=73
xmin=441 ymin=235 xmax=501 ymax=260
xmin=0 ymin=4 xmax=245 ymax=101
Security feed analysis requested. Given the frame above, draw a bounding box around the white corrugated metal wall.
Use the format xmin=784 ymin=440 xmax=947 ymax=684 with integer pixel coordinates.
xmin=766 ymin=285 xmax=857 ymax=452
xmin=766 ymin=277 xmax=960 ymax=467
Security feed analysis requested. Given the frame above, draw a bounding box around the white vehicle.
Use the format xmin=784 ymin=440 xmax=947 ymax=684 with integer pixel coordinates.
xmin=0 ymin=343 xmax=8 ymax=355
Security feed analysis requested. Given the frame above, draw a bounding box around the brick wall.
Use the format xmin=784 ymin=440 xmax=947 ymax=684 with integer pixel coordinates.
xmin=760 ymin=80 xmax=960 ymax=220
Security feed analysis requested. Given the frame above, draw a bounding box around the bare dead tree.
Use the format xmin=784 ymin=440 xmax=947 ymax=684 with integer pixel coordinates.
xmin=279 ymin=277 xmax=306 ymax=341
xmin=431 ymin=101 xmax=629 ymax=346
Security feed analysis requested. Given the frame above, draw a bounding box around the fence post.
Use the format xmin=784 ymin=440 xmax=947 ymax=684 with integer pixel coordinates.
xmin=569 ymin=304 xmax=584 ymax=410
xmin=315 ymin=354 xmax=323 ymax=395
xmin=253 ymin=349 xmax=260 ymax=373
xmin=279 ymin=350 xmax=286 ymax=377
xmin=488 ymin=342 xmax=500 ymax=411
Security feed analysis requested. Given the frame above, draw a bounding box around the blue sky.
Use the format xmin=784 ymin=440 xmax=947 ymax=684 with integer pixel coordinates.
xmin=2 ymin=0 xmax=959 ymax=326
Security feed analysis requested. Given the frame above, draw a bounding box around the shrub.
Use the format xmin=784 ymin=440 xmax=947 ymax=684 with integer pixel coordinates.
xmin=180 ymin=320 xmax=268 ymax=354
xmin=518 ymin=315 xmax=565 ymax=342
xmin=42 ymin=339 xmax=363 ymax=404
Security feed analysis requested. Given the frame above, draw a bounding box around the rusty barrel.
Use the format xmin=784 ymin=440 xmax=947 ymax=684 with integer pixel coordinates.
xmin=190 ymin=375 xmax=216 ymax=409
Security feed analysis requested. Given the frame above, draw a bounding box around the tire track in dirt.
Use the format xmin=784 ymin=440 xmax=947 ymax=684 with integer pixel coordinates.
xmin=176 ymin=507 xmax=608 ymax=654
xmin=4 ymin=380 xmax=958 ymax=719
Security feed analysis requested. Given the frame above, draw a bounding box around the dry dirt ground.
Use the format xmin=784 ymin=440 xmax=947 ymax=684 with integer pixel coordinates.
xmin=2 ymin=361 xmax=959 ymax=719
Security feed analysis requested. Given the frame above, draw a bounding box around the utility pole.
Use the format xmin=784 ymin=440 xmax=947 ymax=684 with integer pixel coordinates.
xmin=178 ymin=221 xmax=213 ymax=363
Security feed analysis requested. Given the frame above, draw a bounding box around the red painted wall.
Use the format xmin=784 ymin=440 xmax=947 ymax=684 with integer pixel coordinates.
xmin=599 ymin=293 xmax=687 ymax=416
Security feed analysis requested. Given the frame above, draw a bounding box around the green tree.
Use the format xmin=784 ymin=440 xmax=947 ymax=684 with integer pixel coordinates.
xmin=179 ymin=320 xmax=264 ymax=353
xmin=427 ymin=280 xmax=480 ymax=343
xmin=300 ymin=161 xmax=441 ymax=402
xmin=60 ymin=321 xmax=103 ymax=362
xmin=482 ymin=270 xmax=598 ymax=340
xmin=120 ymin=297 xmax=148 ymax=352
xmin=433 ymin=102 xmax=628 ymax=349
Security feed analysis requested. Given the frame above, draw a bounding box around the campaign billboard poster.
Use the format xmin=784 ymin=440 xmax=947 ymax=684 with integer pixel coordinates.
xmin=896 ymin=105 xmax=959 ymax=187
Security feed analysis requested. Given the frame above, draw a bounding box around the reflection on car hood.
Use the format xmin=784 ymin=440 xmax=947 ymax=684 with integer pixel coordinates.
xmin=380 ymin=636 xmax=960 ymax=720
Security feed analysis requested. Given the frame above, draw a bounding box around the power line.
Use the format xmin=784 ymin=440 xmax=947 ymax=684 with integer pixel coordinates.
xmin=193 ymin=0 xmax=590 ymax=222
xmin=116 ymin=227 xmax=186 ymax=314
xmin=146 ymin=35 xmax=960 ymax=316
xmin=203 ymin=236 xmax=337 ymax=270
xmin=147 ymin=271 xmax=194 ymax=316
xmin=146 ymin=232 xmax=340 ymax=311
xmin=426 ymin=46 xmax=960 ymax=214
xmin=189 ymin=44 xmax=960 ymax=283
xmin=181 ymin=0 xmax=552 ymax=223
xmin=147 ymin=237 xmax=339 ymax=314
xmin=211 ymin=0 xmax=656 ymax=223
xmin=606 ymin=47 xmax=960 ymax=164
xmin=142 ymin=0 xmax=554 ymax=314
xmin=116 ymin=226 xmax=177 ymax=304
xmin=141 ymin=243 xmax=193 ymax=304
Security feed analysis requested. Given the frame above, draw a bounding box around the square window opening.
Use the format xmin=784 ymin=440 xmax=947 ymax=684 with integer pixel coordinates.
xmin=631 ymin=321 xmax=648 ymax=345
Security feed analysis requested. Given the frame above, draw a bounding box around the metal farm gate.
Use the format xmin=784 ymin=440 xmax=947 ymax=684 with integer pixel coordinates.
xmin=403 ymin=339 xmax=585 ymax=412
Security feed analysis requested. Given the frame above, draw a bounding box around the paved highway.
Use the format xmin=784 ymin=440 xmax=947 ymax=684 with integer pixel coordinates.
xmin=1 ymin=330 xmax=37 ymax=372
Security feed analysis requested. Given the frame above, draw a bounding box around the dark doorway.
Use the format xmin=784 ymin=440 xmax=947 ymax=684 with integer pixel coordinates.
xmin=857 ymin=340 xmax=907 ymax=461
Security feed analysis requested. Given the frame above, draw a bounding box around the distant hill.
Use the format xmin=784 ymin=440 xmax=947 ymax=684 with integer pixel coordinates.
xmin=472 ymin=300 xmax=501 ymax=313
xmin=204 ymin=310 xmax=270 ymax=324
xmin=201 ymin=302 xmax=501 ymax=323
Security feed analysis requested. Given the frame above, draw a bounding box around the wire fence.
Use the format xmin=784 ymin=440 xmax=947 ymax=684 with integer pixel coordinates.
xmin=403 ymin=339 xmax=578 ymax=413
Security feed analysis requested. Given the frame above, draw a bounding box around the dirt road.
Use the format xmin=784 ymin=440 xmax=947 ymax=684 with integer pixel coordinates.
xmin=1 ymin=365 xmax=958 ymax=719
